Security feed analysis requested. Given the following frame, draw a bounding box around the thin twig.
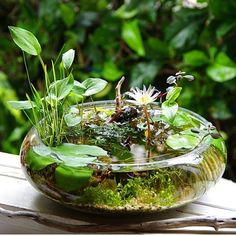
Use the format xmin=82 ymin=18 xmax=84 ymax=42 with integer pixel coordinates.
xmin=1 ymin=206 xmax=236 ymax=233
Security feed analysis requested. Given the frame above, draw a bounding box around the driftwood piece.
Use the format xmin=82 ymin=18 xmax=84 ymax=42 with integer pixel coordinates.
xmin=0 ymin=206 xmax=236 ymax=233
xmin=115 ymin=76 xmax=125 ymax=113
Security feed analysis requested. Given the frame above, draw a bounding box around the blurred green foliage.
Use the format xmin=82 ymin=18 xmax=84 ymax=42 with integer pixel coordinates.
xmin=1 ymin=0 xmax=236 ymax=179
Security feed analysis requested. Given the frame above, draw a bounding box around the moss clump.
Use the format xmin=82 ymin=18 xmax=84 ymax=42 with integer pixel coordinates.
xmin=78 ymin=169 xmax=179 ymax=210
xmin=79 ymin=179 xmax=123 ymax=207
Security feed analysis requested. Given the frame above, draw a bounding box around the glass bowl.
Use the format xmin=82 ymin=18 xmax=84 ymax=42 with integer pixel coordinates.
xmin=20 ymin=101 xmax=227 ymax=214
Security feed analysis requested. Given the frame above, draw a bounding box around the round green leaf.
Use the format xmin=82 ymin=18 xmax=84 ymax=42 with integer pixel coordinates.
xmin=64 ymin=112 xmax=81 ymax=127
xmin=166 ymin=134 xmax=200 ymax=150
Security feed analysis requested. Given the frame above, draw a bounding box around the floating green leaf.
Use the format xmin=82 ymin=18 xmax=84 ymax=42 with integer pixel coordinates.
xmin=55 ymin=165 xmax=93 ymax=191
xmin=166 ymin=134 xmax=200 ymax=150
xmin=82 ymin=78 xmax=107 ymax=96
xmin=62 ymin=49 xmax=75 ymax=70
xmin=9 ymin=26 xmax=41 ymax=56
xmin=8 ymin=100 xmax=36 ymax=110
xmin=122 ymin=20 xmax=145 ymax=56
xmin=52 ymin=143 xmax=108 ymax=157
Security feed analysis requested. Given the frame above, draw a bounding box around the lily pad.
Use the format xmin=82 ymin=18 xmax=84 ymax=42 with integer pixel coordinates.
xmin=166 ymin=134 xmax=200 ymax=150
xmin=52 ymin=143 xmax=108 ymax=156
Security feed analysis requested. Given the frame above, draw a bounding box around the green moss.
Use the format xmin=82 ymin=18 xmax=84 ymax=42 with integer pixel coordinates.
xmin=79 ymin=179 xmax=122 ymax=207
xmin=78 ymin=169 xmax=179 ymax=209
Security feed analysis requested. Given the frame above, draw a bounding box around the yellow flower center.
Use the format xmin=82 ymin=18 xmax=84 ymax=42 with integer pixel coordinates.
xmin=137 ymin=95 xmax=152 ymax=105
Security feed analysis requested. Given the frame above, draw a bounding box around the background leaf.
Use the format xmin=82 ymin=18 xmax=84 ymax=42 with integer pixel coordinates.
xmin=207 ymin=52 xmax=236 ymax=82
xmin=130 ymin=61 xmax=162 ymax=87
xmin=184 ymin=50 xmax=209 ymax=67
xmin=102 ymin=61 xmax=123 ymax=81
xmin=122 ymin=20 xmax=145 ymax=56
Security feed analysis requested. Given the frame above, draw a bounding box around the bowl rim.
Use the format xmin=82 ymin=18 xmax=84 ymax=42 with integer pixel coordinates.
xmin=28 ymin=100 xmax=213 ymax=171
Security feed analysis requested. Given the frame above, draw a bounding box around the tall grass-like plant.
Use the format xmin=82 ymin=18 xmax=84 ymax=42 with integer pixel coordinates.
xmin=8 ymin=26 xmax=108 ymax=146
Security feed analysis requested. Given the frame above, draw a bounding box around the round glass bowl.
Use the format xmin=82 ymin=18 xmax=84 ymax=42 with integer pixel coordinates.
xmin=20 ymin=101 xmax=227 ymax=214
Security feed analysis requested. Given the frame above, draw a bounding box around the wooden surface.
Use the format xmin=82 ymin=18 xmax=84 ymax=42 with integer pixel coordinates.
xmin=0 ymin=151 xmax=236 ymax=234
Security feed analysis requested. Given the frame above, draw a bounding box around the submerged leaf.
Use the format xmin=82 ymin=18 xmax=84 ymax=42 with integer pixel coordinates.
xmin=55 ymin=165 xmax=93 ymax=191
xmin=25 ymin=149 xmax=56 ymax=171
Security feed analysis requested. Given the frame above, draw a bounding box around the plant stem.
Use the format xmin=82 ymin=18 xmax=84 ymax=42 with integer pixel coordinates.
xmin=143 ymin=105 xmax=151 ymax=147
xmin=90 ymin=96 xmax=97 ymax=113
xmin=22 ymin=51 xmax=34 ymax=95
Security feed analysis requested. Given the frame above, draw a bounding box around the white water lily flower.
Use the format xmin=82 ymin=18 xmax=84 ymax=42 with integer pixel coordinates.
xmin=126 ymin=85 xmax=160 ymax=106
